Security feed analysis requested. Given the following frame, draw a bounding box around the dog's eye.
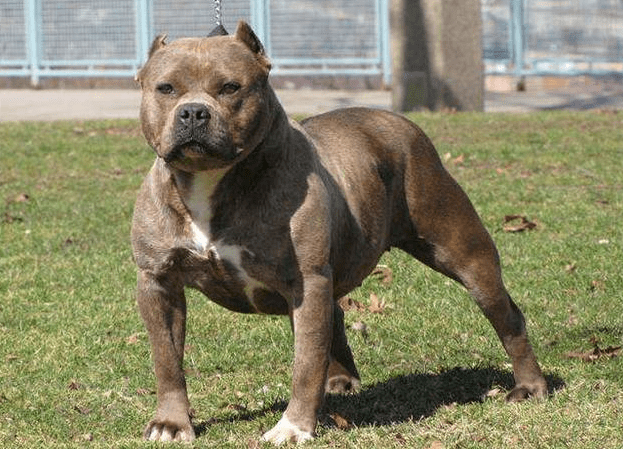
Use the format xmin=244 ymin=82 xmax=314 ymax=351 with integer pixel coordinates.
xmin=221 ymin=82 xmax=241 ymax=95
xmin=156 ymin=83 xmax=174 ymax=95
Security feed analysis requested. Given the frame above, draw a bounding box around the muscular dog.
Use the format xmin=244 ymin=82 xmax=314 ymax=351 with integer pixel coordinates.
xmin=131 ymin=21 xmax=547 ymax=444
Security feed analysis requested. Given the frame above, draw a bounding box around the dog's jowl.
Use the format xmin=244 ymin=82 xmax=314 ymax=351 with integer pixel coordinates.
xmin=131 ymin=21 xmax=547 ymax=444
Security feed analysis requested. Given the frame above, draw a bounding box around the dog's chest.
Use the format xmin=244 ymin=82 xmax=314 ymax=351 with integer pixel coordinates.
xmin=183 ymin=173 xmax=270 ymax=311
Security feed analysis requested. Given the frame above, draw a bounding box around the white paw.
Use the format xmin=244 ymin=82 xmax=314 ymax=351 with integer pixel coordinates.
xmin=261 ymin=416 xmax=314 ymax=445
xmin=145 ymin=421 xmax=195 ymax=443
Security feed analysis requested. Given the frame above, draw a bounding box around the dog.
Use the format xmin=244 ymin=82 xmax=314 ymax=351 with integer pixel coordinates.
xmin=131 ymin=21 xmax=547 ymax=444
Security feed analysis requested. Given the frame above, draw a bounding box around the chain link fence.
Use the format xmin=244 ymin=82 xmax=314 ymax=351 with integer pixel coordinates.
xmin=0 ymin=0 xmax=389 ymax=85
xmin=483 ymin=0 xmax=623 ymax=75
xmin=2 ymin=0 xmax=623 ymax=85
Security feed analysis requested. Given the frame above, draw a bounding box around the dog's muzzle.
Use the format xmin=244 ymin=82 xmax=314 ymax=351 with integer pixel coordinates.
xmin=165 ymin=102 xmax=238 ymax=167
xmin=178 ymin=102 xmax=211 ymax=131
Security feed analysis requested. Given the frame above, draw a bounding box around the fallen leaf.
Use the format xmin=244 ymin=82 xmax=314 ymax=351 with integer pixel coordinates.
xmin=247 ymin=439 xmax=261 ymax=449
xmin=184 ymin=367 xmax=201 ymax=377
xmin=68 ymin=381 xmax=81 ymax=391
xmin=567 ymin=314 xmax=578 ymax=326
xmin=452 ymin=154 xmax=465 ymax=165
xmin=15 ymin=193 xmax=30 ymax=203
xmin=564 ymin=263 xmax=577 ymax=274
xmin=368 ymin=292 xmax=386 ymax=313
xmin=338 ymin=296 xmax=366 ymax=312
xmin=371 ymin=265 xmax=393 ymax=286
xmin=2 ymin=212 xmax=23 ymax=223
xmin=590 ymin=280 xmax=605 ymax=292
xmin=351 ymin=321 xmax=369 ymax=341
xmin=565 ymin=345 xmax=621 ymax=362
xmin=62 ymin=238 xmax=75 ymax=248
xmin=73 ymin=405 xmax=91 ymax=415
xmin=395 ymin=433 xmax=407 ymax=445
xmin=596 ymin=108 xmax=618 ymax=115
xmin=330 ymin=412 xmax=352 ymax=430
xmin=227 ymin=403 xmax=247 ymax=412
xmin=126 ymin=333 xmax=139 ymax=344
xmin=485 ymin=387 xmax=501 ymax=398
xmin=442 ymin=152 xmax=464 ymax=164
xmin=136 ymin=387 xmax=154 ymax=396
xmin=503 ymin=215 xmax=537 ymax=233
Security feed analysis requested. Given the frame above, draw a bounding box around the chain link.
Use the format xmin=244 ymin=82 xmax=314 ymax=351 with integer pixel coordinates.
xmin=214 ymin=0 xmax=222 ymax=26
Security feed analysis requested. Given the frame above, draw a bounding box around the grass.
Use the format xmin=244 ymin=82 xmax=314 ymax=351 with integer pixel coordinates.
xmin=0 ymin=111 xmax=622 ymax=448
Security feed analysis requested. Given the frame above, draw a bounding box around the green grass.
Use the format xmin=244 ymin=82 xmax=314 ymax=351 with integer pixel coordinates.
xmin=1 ymin=112 xmax=621 ymax=448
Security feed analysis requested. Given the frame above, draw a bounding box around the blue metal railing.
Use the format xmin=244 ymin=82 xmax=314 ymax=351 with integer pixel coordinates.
xmin=4 ymin=0 xmax=622 ymax=86
xmin=483 ymin=0 xmax=623 ymax=76
xmin=1 ymin=0 xmax=391 ymax=86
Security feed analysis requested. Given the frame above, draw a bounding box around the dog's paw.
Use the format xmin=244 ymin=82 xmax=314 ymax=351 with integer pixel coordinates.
xmin=505 ymin=379 xmax=548 ymax=402
xmin=144 ymin=419 xmax=196 ymax=443
xmin=261 ymin=416 xmax=314 ymax=445
xmin=326 ymin=374 xmax=361 ymax=394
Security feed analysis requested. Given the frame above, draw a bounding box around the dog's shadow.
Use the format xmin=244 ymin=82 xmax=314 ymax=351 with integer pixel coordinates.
xmin=194 ymin=367 xmax=564 ymax=434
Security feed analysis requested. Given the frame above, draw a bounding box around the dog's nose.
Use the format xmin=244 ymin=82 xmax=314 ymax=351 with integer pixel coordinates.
xmin=178 ymin=103 xmax=210 ymax=128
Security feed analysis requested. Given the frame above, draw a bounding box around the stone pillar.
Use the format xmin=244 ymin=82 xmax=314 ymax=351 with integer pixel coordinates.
xmin=391 ymin=0 xmax=484 ymax=112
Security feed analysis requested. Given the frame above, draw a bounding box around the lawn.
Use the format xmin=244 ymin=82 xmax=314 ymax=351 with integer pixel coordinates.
xmin=0 ymin=112 xmax=621 ymax=448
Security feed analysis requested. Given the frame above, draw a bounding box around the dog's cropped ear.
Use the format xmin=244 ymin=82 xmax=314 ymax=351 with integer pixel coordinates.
xmin=235 ymin=21 xmax=265 ymax=56
xmin=208 ymin=24 xmax=228 ymax=37
xmin=148 ymin=34 xmax=168 ymax=59
xmin=135 ymin=35 xmax=168 ymax=85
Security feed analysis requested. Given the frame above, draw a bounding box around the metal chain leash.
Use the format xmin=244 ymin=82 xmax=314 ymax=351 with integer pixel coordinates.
xmin=214 ymin=0 xmax=222 ymax=27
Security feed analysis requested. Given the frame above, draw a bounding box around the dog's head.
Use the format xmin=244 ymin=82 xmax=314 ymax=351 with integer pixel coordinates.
xmin=136 ymin=21 xmax=272 ymax=172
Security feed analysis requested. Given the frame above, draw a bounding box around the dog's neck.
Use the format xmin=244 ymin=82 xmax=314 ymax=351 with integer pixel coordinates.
xmin=166 ymin=86 xmax=291 ymax=247
xmin=255 ymin=87 xmax=291 ymax=154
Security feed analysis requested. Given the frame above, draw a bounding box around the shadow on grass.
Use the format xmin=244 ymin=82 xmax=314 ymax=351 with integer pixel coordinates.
xmin=194 ymin=367 xmax=564 ymax=435
xmin=325 ymin=367 xmax=564 ymax=427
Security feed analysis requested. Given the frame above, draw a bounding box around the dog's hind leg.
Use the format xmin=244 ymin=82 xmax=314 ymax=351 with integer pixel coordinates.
xmin=398 ymin=167 xmax=547 ymax=401
xmin=325 ymin=302 xmax=361 ymax=394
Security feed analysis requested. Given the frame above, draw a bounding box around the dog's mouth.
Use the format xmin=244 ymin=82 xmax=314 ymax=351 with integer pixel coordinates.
xmin=163 ymin=141 xmax=204 ymax=163
xmin=163 ymin=139 xmax=242 ymax=170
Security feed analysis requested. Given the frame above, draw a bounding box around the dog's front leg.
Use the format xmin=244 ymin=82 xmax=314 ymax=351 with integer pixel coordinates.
xmin=262 ymin=268 xmax=333 ymax=444
xmin=136 ymin=270 xmax=195 ymax=442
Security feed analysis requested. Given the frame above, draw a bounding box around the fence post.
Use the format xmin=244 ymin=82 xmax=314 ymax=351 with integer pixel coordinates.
xmin=250 ymin=0 xmax=269 ymax=54
xmin=510 ymin=0 xmax=524 ymax=76
xmin=25 ymin=0 xmax=40 ymax=87
xmin=137 ymin=0 xmax=152 ymax=66
xmin=378 ymin=0 xmax=392 ymax=86
xmin=391 ymin=0 xmax=484 ymax=111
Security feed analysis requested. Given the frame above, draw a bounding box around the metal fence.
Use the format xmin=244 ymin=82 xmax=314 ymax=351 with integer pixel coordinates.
xmin=483 ymin=0 xmax=623 ymax=76
xmin=0 ymin=0 xmax=390 ymax=85
xmin=2 ymin=0 xmax=623 ymax=85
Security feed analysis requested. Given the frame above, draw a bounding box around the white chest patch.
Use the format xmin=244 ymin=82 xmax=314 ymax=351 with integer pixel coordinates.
xmin=183 ymin=171 xmax=267 ymax=300
xmin=185 ymin=170 xmax=225 ymax=252
xmin=214 ymin=242 xmax=267 ymax=300
xmin=190 ymin=221 xmax=210 ymax=251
